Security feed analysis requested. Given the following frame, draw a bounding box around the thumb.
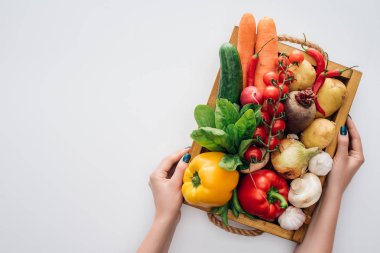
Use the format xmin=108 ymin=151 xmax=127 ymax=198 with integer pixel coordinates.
xmin=335 ymin=125 xmax=349 ymax=157
xmin=171 ymin=153 xmax=191 ymax=185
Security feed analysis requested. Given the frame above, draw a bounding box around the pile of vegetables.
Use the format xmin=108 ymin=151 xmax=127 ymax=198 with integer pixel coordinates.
xmin=182 ymin=12 xmax=354 ymax=231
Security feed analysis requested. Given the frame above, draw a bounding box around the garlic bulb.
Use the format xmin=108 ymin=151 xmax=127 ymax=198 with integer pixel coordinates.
xmin=241 ymin=148 xmax=269 ymax=174
xmin=278 ymin=206 xmax=306 ymax=230
xmin=289 ymin=173 xmax=322 ymax=208
xmin=308 ymin=151 xmax=333 ymax=176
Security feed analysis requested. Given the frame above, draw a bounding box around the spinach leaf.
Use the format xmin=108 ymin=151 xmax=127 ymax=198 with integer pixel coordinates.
xmin=224 ymin=124 xmax=239 ymax=154
xmin=219 ymin=154 xmax=243 ymax=171
xmin=234 ymin=109 xmax=256 ymax=141
xmin=194 ymin=105 xmax=215 ymax=128
xmin=239 ymin=104 xmax=261 ymax=117
xmin=190 ymin=127 xmax=230 ymax=152
xmin=215 ymin=99 xmax=239 ymax=130
xmin=233 ymin=103 xmax=240 ymax=112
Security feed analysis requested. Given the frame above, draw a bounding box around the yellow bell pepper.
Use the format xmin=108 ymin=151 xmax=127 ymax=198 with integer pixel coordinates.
xmin=182 ymin=152 xmax=239 ymax=208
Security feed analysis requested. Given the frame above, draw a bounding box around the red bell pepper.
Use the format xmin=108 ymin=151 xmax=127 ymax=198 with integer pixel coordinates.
xmin=237 ymin=169 xmax=289 ymax=220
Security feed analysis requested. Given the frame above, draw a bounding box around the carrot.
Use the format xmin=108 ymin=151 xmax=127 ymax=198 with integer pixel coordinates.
xmin=237 ymin=13 xmax=256 ymax=88
xmin=254 ymin=17 xmax=278 ymax=92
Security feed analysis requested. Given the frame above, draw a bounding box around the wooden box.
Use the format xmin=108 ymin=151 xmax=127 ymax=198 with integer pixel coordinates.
xmin=186 ymin=26 xmax=362 ymax=243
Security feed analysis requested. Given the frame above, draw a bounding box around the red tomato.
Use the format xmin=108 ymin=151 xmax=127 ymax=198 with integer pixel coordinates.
xmin=267 ymin=102 xmax=284 ymax=117
xmin=253 ymin=126 xmax=268 ymax=141
xmin=244 ymin=146 xmax=263 ymax=163
xmin=271 ymin=119 xmax=286 ymax=134
xmin=240 ymin=86 xmax=264 ymax=105
xmin=289 ymin=50 xmax=304 ymax=65
xmin=265 ymin=136 xmax=281 ymax=150
xmin=263 ymin=86 xmax=280 ymax=102
xmin=278 ymin=70 xmax=294 ymax=85
xmin=276 ymin=55 xmax=290 ymax=68
xmin=263 ymin=71 xmax=279 ymax=86
xmin=260 ymin=111 xmax=271 ymax=125
xmin=280 ymin=84 xmax=289 ymax=97
xmin=261 ymin=101 xmax=268 ymax=112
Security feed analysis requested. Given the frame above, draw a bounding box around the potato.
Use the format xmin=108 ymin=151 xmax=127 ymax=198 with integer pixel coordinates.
xmin=289 ymin=60 xmax=316 ymax=91
xmin=301 ymin=118 xmax=336 ymax=149
xmin=316 ymin=78 xmax=346 ymax=118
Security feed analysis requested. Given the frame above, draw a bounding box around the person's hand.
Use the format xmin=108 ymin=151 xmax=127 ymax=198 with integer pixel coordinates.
xmin=149 ymin=148 xmax=191 ymax=224
xmin=328 ymin=117 xmax=365 ymax=194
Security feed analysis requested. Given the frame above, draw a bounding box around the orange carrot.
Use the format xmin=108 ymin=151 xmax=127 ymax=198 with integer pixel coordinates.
xmin=254 ymin=17 xmax=278 ymax=92
xmin=237 ymin=13 xmax=256 ymax=88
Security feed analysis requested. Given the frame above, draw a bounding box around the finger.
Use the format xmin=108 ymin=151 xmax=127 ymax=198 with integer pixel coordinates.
xmin=155 ymin=148 xmax=190 ymax=178
xmin=171 ymin=153 xmax=191 ymax=184
xmin=335 ymin=125 xmax=349 ymax=157
xmin=346 ymin=117 xmax=363 ymax=153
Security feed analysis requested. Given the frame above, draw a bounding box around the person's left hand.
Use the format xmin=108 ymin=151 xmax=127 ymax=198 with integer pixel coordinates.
xmin=149 ymin=148 xmax=191 ymax=223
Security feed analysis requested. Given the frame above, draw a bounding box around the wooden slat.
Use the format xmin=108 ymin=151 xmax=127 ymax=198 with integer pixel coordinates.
xmin=186 ymin=26 xmax=362 ymax=243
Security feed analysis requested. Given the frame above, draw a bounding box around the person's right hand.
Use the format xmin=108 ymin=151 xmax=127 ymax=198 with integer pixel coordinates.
xmin=328 ymin=117 xmax=365 ymax=194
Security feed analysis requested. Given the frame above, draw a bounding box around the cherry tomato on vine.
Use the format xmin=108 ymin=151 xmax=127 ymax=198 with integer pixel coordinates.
xmin=279 ymin=84 xmax=289 ymax=97
xmin=276 ymin=55 xmax=290 ymax=68
xmin=263 ymin=71 xmax=279 ymax=86
xmin=261 ymin=101 xmax=268 ymax=112
xmin=289 ymin=50 xmax=304 ymax=65
xmin=267 ymin=102 xmax=284 ymax=117
xmin=265 ymin=136 xmax=281 ymax=150
xmin=253 ymin=126 xmax=268 ymax=141
xmin=263 ymin=86 xmax=280 ymax=102
xmin=271 ymin=119 xmax=286 ymax=134
xmin=244 ymin=146 xmax=263 ymax=163
xmin=260 ymin=111 xmax=271 ymax=125
xmin=279 ymin=70 xmax=294 ymax=85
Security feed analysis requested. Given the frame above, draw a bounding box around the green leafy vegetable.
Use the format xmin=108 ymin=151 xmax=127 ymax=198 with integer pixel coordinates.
xmin=234 ymin=109 xmax=256 ymax=141
xmin=225 ymin=124 xmax=239 ymax=154
xmin=215 ymin=98 xmax=239 ymax=130
xmin=219 ymin=154 xmax=243 ymax=171
xmin=194 ymin=105 xmax=215 ymax=128
xmin=190 ymin=127 xmax=230 ymax=152
xmin=190 ymin=99 xmax=263 ymax=172
xmin=240 ymin=103 xmax=262 ymax=124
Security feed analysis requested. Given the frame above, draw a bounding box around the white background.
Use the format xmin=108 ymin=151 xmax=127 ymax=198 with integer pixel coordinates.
xmin=1 ymin=0 xmax=379 ymax=252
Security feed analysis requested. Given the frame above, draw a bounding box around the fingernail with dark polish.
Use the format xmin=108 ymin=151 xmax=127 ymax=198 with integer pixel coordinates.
xmin=348 ymin=114 xmax=352 ymax=119
xmin=340 ymin=125 xmax=347 ymax=135
xmin=182 ymin=153 xmax=191 ymax=163
xmin=184 ymin=146 xmax=191 ymax=149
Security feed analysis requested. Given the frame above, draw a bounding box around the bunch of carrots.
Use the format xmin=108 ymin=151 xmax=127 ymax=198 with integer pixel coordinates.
xmin=237 ymin=13 xmax=278 ymax=92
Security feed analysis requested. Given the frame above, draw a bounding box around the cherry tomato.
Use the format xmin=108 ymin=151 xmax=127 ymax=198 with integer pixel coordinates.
xmin=267 ymin=102 xmax=284 ymax=117
xmin=279 ymin=70 xmax=294 ymax=85
xmin=271 ymin=119 xmax=286 ymax=134
xmin=276 ymin=55 xmax=290 ymax=68
xmin=289 ymin=50 xmax=304 ymax=65
xmin=261 ymin=101 xmax=269 ymax=112
xmin=244 ymin=146 xmax=263 ymax=163
xmin=260 ymin=111 xmax=271 ymax=125
xmin=263 ymin=86 xmax=280 ymax=102
xmin=265 ymin=136 xmax=281 ymax=150
xmin=253 ymin=126 xmax=268 ymax=141
xmin=263 ymin=71 xmax=279 ymax=86
xmin=280 ymin=84 xmax=289 ymax=97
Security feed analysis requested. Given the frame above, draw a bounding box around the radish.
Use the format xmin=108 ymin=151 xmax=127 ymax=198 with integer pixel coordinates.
xmin=240 ymin=86 xmax=263 ymax=105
